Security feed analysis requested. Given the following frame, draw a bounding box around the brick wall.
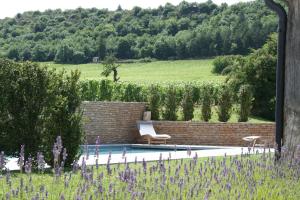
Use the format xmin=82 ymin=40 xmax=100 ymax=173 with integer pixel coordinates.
xmin=82 ymin=102 xmax=275 ymax=146
xmin=152 ymin=121 xmax=275 ymax=146
xmin=82 ymin=101 xmax=146 ymax=144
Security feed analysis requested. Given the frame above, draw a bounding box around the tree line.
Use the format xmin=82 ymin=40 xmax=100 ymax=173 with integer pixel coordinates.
xmin=0 ymin=0 xmax=277 ymax=64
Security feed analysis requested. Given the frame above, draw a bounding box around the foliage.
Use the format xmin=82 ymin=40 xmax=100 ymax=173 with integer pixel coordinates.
xmin=182 ymin=86 xmax=194 ymax=121
xmin=148 ymin=85 xmax=161 ymax=120
xmin=80 ymin=80 xmax=99 ymax=101
xmin=122 ymin=83 xmax=144 ymax=102
xmin=79 ymin=80 xmax=252 ymax=122
xmin=0 ymin=59 xmax=83 ymax=166
xmin=0 ymin=1 xmax=277 ymax=63
xmin=227 ymin=34 xmax=277 ymax=120
xmin=101 ymin=55 xmax=120 ymax=82
xmin=99 ymin=79 xmax=112 ymax=101
xmin=163 ymin=85 xmax=178 ymax=121
xmin=201 ymin=84 xmax=214 ymax=122
xmin=212 ymin=55 xmax=242 ymax=74
xmin=217 ymin=85 xmax=234 ymax=122
xmin=238 ymin=84 xmax=253 ymax=122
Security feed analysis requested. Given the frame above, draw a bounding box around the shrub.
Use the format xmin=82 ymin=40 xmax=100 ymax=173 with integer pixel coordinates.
xmin=99 ymin=79 xmax=112 ymax=101
xmin=163 ymin=85 xmax=178 ymax=121
xmin=201 ymin=84 xmax=214 ymax=122
xmin=182 ymin=86 xmax=194 ymax=121
xmin=83 ymin=80 xmax=99 ymax=101
xmin=217 ymin=85 xmax=234 ymax=122
xmin=212 ymin=55 xmax=241 ymax=74
xmin=0 ymin=59 xmax=83 ymax=167
xmin=190 ymin=85 xmax=201 ymax=104
xmin=238 ymin=85 xmax=253 ymax=122
xmin=148 ymin=85 xmax=161 ymax=120
xmin=123 ymin=83 xmax=136 ymax=102
xmin=111 ymin=83 xmax=124 ymax=101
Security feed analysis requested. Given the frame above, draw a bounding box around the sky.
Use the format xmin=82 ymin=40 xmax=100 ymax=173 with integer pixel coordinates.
xmin=0 ymin=0 xmax=252 ymax=19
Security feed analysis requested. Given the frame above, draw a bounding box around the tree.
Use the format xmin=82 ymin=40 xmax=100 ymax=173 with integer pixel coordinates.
xmin=32 ymin=44 xmax=48 ymax=61
xmin=284 ymin=0 xmax=300 ymax=155
xmin=96 ymin=37 xmax=107 ymax=60
xmin=227 ymin=34 xmax=277 ymax=120
xmin=101 ymin=55 xmax=120 ymax=82
xmin=54 ymin=43 xmax=74 ymax=63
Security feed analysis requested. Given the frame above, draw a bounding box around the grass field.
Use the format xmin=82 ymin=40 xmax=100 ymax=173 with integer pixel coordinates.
xmin=45 ymin=59 xmax=225 ymax=83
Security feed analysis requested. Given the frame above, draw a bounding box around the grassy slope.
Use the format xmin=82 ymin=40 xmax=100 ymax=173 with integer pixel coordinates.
xmin=45 ymin=59 xmax=225 ymax=83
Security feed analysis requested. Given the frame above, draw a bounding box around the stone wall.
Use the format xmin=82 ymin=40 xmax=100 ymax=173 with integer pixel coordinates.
xmin=82 ymin=102 xmax=275 ymax=146
xmin=82 ymin=102 xmax=146 ymax=144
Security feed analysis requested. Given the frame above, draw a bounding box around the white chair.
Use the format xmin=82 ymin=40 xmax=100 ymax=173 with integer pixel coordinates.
xmin=137 ymin=121 xmax=171 ymax=144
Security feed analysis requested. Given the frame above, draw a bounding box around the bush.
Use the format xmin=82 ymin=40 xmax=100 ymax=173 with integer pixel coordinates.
xmin=212 ymin=55 xmax=241 ymax=74
xmin=99 ymin=79 xmax=112 ymax=101
xmin=238 ymin=85 xmax=253 ymax=122
xmin=80 ymin=80 xmax=99 ymax=101
xmin=217 ymin=85 xmax=233 ymax=122
xmin=122 ymin=83 xmax=144 ymax=102
xmin=182 ymin=86 xmax=194 ymax=121
xmin=148 ymin=85 xmax=161 ymax=120
xmin=0 ymin=59 xmax=83 ymax=167
xmin=163 ymin=85 xmax=178 ymax=121
xmin=201 ymin=84 xmax=214 ymax=122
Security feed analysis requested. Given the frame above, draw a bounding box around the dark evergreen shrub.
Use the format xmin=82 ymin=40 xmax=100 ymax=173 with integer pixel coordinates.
xmin=99 ymin=79 xmax=112 ymax=101
xmin=148 ymin=85 xmax=161 ymax=120
xmin=182 ymin=86 xmax=194 ymax=121
xmin=201 ymin=84 xmax=214 ymax=122
xmin=163 ymin=85 xmax=178 ymax=121
xmin=238 ymin=84 xmax=253 ymax=122
xmin=217 ymin=85 xmax=234 ymax=122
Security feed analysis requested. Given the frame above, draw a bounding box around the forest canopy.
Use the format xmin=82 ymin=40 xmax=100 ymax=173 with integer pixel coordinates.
xmin=0 ymin=0 xmax=277 ymax=64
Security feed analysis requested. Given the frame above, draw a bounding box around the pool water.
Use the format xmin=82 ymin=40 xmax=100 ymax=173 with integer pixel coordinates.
xmin=83 ymin=145 xmax=178 ymax=155
xmin=82 ymin=145 xmax=222 ymax=156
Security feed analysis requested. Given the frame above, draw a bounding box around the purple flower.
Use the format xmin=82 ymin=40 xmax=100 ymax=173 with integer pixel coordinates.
xmin=18 ymin=145 xmax=25 ymax=172
xmin=122 ymin=147 xmax=127 ymax=159
xmin=142 ymin=158 xmax=147 ymax=174
xmin=187 ymin=146 xmax=192 ymax=157
xmin=95 ymin=136 xmax=100 ymax=158
xmin=24 ymin=156 xmax=32 ymax=174
xmin=0 ymin=151 xmax=6 ymax=171
xmin=84 ymin=142 xmax=89 ymax=160
xmin=60 ymin=194 xmax=65 ymax=200
xmin=37 ymin=152 xmax=45 ymax=172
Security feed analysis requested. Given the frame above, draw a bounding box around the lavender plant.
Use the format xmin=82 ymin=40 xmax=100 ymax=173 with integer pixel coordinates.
xmin=0 ymin=138 xmax=300 ymax=199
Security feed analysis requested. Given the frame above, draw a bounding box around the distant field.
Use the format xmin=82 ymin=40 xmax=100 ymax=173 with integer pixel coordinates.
xmin=44 ymin=59 xmax=225 ymax=83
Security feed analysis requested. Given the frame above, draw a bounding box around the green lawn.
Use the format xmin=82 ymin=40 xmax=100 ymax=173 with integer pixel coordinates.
xmin=2 ymin=153 xmax=299 ymax=199
xmin=44 ymin=59 xmax=225 ymax=83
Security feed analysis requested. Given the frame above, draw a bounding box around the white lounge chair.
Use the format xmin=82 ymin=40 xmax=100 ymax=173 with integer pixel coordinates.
xmin=137 ymin=121 xmax=171 ymax=144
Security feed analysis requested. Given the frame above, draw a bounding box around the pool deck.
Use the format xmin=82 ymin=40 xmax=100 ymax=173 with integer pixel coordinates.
xmin=5 ymin=145 xmax=274 ymax=170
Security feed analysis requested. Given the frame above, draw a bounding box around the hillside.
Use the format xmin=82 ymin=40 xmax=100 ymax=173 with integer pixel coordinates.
xmin=0 ymin=0 xmax=276 ymax=64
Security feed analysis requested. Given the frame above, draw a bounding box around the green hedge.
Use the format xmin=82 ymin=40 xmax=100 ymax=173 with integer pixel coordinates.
xmin=0 ymin=59 xmax=83 ymax=167
xmin=79 ymin=80 xmax=242 ymax=121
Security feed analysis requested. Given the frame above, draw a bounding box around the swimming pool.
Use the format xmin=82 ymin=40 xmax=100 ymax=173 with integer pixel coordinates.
xmin=82 ymin=144 xmax=225 ymax=156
